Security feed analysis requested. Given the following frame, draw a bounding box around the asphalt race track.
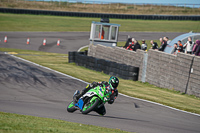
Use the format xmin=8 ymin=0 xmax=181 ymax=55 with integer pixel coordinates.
xmin=0 ymin=31 xmax=199 ymax=132
xmin=0 ymin=53 xmax=200 ymax=133
xmin=0 ymin=32 xmax=184 ymax=54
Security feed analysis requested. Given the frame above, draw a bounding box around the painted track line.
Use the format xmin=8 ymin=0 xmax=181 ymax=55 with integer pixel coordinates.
xmin=8 ymin=53 xmax=200 ymax=117
xmin=77 ymin=45 xmax=89 ymax=52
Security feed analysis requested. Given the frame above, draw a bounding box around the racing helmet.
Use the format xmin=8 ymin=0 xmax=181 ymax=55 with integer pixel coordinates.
xmin=109 ymin=76 xmax=119 ymax=90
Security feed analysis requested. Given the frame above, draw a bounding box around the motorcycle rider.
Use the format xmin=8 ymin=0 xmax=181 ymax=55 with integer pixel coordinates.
xmin=73 ymin=76 xmax=119 ymax=115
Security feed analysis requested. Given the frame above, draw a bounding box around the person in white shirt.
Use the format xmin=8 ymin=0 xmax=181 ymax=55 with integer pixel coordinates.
xmin=183 ymin=37 xmax=194 ymax=54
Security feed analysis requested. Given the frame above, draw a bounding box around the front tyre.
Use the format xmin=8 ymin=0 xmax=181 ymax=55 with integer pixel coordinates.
xmin=82 ymin=96 xmax=100 ymax=114
xmin=67 ymin=101 xmax=77 ymax=113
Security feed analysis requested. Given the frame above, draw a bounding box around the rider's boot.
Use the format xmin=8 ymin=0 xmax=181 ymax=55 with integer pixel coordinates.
xmin=73 ymin=84 xmax=92 ymax=104
xmin=73 ymin=90 xmax=80 ymax=104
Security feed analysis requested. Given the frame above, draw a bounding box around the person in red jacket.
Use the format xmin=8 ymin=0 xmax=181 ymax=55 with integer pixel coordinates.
xmin=126 ymin=38 xmax=135 ymax=51
xmin=177 ymin=40 xmax=183 ymax=52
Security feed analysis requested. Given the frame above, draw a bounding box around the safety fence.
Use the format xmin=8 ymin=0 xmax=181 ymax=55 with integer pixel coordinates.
xmin=68 ymin=51 xmax=139 ymax=81
xmin=0 ymin=8 xmax=200 ymax=20
xmin=88 ymin=44 xmax=200 ymax=97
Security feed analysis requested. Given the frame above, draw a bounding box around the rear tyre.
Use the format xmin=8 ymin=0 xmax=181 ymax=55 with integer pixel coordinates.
xmin=67 ymin=101 xmax=77 ymax=113
xmin=95 ymin=104 xmax=106 ymax=116
xmin=82 ymin=96 xmax=100 ymax=114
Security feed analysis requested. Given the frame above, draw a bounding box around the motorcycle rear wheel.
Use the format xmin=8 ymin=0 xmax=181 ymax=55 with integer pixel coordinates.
xmin=82 ymin=96 xmax=100 ymax=114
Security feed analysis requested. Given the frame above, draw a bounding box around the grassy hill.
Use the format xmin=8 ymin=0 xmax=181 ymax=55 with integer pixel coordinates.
xmin=0 ymin=0 xmax=200 ymax=15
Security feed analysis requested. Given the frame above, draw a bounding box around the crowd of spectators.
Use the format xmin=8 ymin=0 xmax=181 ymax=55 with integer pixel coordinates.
xmin=123 ymin=36 xmax=200 ymax=56
xmin=124 ymin=38 xmax=141 ymax=51
xmin=173 ymin=37 xmax=200 ymax=56
xmin=123 ymin=36 xmax=169 ymax=52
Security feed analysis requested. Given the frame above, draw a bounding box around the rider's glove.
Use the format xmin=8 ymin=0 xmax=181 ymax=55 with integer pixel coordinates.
xmin=91 ymin=82 xmax=98 ymax=87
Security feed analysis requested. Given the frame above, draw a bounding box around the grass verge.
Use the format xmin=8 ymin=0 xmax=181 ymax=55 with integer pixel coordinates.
xmin=0 ymin=13 xmax=200 ymax=32
xmin=0 ymin=112 xmax=129 ymax=133
xmin=0 ymin=47 xmax=200 ymax=115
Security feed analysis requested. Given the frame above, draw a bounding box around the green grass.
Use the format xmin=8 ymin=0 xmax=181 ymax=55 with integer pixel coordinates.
xmin=0 ymin=112 xmax=129 ymax=133
xmin=0 ymin=47 xmax=200 ymax=115
xmin=0 ymin=13 xmax=200 ymax=32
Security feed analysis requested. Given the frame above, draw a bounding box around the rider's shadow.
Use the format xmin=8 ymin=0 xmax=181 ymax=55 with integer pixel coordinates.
xmin=86 ymin=113 xmax=149 ymax=123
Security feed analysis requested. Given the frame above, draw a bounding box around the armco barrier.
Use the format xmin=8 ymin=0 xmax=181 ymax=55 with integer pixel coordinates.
xmin=68 ymin=51 xmax=139 ymax=81
xmin=0 ymin=8 xmax=200 ymax=20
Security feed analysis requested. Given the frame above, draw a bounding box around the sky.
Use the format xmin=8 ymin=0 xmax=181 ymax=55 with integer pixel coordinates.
xmin=83 ymin=0 xmax=200 ymax=4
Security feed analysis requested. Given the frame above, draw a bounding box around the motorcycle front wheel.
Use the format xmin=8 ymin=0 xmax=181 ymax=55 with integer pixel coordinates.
xmin=67 ymin=101 xmax=77 ymax=113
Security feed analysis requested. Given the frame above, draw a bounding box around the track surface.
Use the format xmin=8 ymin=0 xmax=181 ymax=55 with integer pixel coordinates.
xmin=0 ymin=32 xmax=184 ymax=53
xmin=0 ymin=54 xmax=200 ymax=133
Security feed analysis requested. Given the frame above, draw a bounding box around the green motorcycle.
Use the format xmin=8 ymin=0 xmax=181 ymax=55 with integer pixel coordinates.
xmin=67 ymin=84 xmax=112 ymax=115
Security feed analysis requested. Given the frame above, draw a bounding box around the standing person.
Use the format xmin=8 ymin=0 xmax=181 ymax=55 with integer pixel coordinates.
xmin=158 ymin=38 xmax=167 ymax=51
xmin=133 ymin=39 xmax=141 ymax=51
xmin=164 ymin=36 xmax=171 ymax=44
xmin=123 ymin=37 xmax=132 ymax=49
xmin=193 ymin=40 xmax=200 ymax=56
xmin=183 ymin=37 xmax=194 ymax=54
xmin=173 ymin=43 xmax=178 ymax=55
xmin=177 ymin=40 xmax=183 ymax=52
xmin=126 ymin=38 xmax=135 ymax=51
xmin=150 ymin=40 xmax=158 ymax=50
xmin=141 ymin=39 xmax=147 ymax=51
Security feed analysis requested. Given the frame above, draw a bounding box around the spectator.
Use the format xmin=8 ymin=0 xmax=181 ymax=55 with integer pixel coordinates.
xmin=193 ymin=40 xmax=200 ymax=56
xmin=133 ymin=39 xmax=141 ymax=51
xmin=177 ymin=40 xmax=183 ymax=52
xmin=126 ymin=38 xmax=135 ymax=51
xmin=150 ymin=40 xmax=158 ymax=50
xmin=123 ymin=37 xmax=132 ymax=49
xmin=173 ymin=43 xmax=178 ymax=55
xmin=158 ymin=38 xmax=167 ymax=51
xmin=164 ymin=36 xmax=171 ymax=44
xmin=141 ymin=39 xmax=147 ymax=51
xmin=183 ymin=37 xmax=194 ymax=54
